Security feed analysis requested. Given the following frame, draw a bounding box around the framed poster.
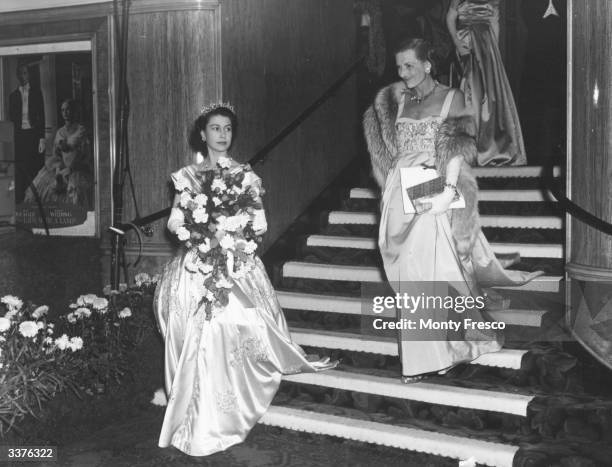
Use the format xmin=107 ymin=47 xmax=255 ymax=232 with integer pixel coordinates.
xmin=0 ymin=40 xmax=97 ymax=236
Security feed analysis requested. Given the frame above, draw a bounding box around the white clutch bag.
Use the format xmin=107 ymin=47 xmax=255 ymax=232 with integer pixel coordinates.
xmin=400 ymin=166 xmax=466 ymax=214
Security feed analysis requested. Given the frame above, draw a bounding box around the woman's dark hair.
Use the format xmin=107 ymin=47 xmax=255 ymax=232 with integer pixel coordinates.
xmin=393 ymin=38 xmax=438 ymax=76
xmin=188 ymin=106 xmax=238 ymax=154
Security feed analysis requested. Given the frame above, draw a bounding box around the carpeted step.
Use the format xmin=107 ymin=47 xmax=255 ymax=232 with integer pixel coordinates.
xmin=327 ymin=211 xmax=563 ymax=229
xmin=289 ymin=327 xmax=526 ymax=369
xmin=350 ymin=187 xmax=558 ymax=202
xmin=260 ymin=405 xmax=518 ymax=467
xmin=282 ymin=261 xmax=562 ymax=293
xmin=277 ymin=290 xmax=549 ymax=328
xmin=306 ymin=234 xmax=563 ymax=259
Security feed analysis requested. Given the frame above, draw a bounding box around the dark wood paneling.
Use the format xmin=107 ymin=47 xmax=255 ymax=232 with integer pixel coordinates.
xmin=569 ymin=0 xmax=612 ymax=269
xmin=120 ymin=8 xmax=220 ymax=249
xmin=221 ymin=0 xmax=357 ymax=247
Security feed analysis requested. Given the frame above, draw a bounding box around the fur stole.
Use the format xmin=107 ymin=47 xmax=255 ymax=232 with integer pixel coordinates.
xmin=362 ymin=82 xmax=480 ymax=257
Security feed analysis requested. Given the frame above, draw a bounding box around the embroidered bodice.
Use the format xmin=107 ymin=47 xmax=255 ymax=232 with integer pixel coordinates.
xmin=395 ymin=89 xmax=455 ymax=159
xmin=396 ymin=117 xmax=443 ymax=155
xmin=457 ymin=0 xmax=498 ymax=28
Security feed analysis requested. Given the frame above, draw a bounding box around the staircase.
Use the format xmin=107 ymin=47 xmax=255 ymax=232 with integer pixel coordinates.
xmin=261 ymin=162 xmax=612 ymax=466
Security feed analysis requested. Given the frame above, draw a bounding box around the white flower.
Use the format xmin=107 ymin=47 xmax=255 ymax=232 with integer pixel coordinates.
xmin=47 ymin=327 xmax=54 ymax=335
xmin=134 ymin=272 xmax=151 ymax=286
xmin=68 ymin=336 xmax=84 ymax=352
xmin=205 ymin=291 xmax=215 ymax=302
xmin=197 ymin=238 xmax=211 ymax=254
xmin=69 ymin=303 xmax=78 ymax=309
xmin=211 ymin=178 xmax=227 ymax=192
xmin=1 ymin=295 xmax=23 ymax=311
xmin=193 ymin=193 xmax=208 ymax=207
xmin=252 ymin=209 xmax=267 ymax=233
xmin=119 ymin=283 xmax=128 ymax=292
xmin=179 ymin=191 xmax=192 ymax=208
xmin=4 ymin=310 xmax=18 ymax=320
xmin=0 ymin=317 xmax=10 ymax=332
xmin=18 ymin=321 xmax=39 ymax=338
xmin=212 ymin=197 xmax=222 ymax=206
xmin=219 ymin=215 xmax=246 ymax=232
xmin=54 ymin=334 xmax=70 ymax=350
xmin=83 ymin=294 xmax=97 ymax=305
xmin=217 ymin=156 xmax=232 ymax=169
xmin=151 ymin=274 xmax=160 ymax=284
xmin=37 ymin=322 xmax=45 ymax=329
xmin=67 ymin=313 xmax=77 ymax=324
xmin=150 ymin=388 xmax=168 ymax=406
xmin=31 ymin=305 xmax=49 ymax=319
xmin=75 ymin=307 xmax=92 ymax=318
xmin=92 ymin=297 xmax=109 ymax=311
xmin=43 ymin=337 xmax=53 ymax=345
xmin=176 ymin=226 xmax=190 ymax=242
xmin=219 ymin=234 xmax=235 ymax=250
xmin=243 ymin=240 xmax=258 ymax=255
xmin=216 ymin=276 xmax=234 ymax=289
xmin=192 ymin=208 xmax=209 ymax=224
xmin=174 ymin=177 xmax=190 ymax=192
xmin=198 ymin=263 xmax=214 ymax=275
xmin=118 ymin=307 xmax=132 ymax=319
xmin=231 ymin=184 xmax=246 ymax=196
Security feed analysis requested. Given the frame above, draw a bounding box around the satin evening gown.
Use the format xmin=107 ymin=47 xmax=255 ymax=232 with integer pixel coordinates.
xmin=379 ymin=90 xmax=542 ymax=377
xmin=456 ymin=0 xmax=527 ymax=166
xmin=154 ymin=164 xmax=336 ymax=456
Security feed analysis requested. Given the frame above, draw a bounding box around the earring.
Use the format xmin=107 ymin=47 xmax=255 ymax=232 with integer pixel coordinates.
xmin=425 ymin=66 xmax=431 ymax=74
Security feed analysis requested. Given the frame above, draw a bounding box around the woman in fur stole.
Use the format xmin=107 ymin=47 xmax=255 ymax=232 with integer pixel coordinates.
xmin=363 ymin=38 xmax=542 ymax=382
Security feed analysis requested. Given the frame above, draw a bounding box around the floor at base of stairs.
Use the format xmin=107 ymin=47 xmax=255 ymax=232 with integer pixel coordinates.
xmin=49 ymin=409 xmax=458 ymax=467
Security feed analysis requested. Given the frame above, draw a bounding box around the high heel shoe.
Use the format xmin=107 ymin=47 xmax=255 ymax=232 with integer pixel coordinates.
xmin=401 ymin=374 xmax=426 ymax=384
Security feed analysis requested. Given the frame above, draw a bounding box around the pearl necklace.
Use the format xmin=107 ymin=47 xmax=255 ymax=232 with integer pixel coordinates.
xmin=407 ymin=80 xmax=438 ymax=104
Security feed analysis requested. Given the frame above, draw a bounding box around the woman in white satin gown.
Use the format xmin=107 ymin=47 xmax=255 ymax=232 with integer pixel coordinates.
xmin=154 ymin=104 xmax=336 ymax=456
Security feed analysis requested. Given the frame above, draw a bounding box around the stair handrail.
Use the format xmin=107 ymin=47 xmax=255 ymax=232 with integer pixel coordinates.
xmin=543 ymin=158 xmax=612 ymax=236
xmin=109 ymin=56 xmax=365 ymax=259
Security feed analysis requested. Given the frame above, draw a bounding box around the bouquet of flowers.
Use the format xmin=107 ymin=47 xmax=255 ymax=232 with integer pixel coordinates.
xmin=173 ymin=157 xmax=265 ymax=320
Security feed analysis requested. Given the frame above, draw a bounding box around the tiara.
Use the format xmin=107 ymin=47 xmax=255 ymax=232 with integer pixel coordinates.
xmin=199 ymin=101 xmax=235 ymax=116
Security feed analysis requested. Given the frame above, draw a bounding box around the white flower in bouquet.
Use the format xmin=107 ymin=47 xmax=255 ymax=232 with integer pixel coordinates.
xmin=150 ymin=388 xmax=168 ymax=406
xmin=151 ymin=274 xmax=161 ymax=284
xmin=68 ymin=336 xmax=83 ymax=352
xmin=37 ymin=322 xmax=45 ymax=329
xmin=18 ymin=321 xmax=39 ymax=338
xmin=92 ymin=297 xmax=109 ymax=311
xmin=219 ymin=234 xmax=236 ymax=250
xmin=212 ymin=196 xmax=222 ymax=207
xmin=216 ymin=276 xmax=234 ymax=289
xmin=205 ymin=291 xmax=215 ymax=302
xmin=1 ymin=295 xmax=23 ymax=311
xmin=211 ymin=178 xmax=227 ymax=192
xmin=179 ymin=191 xmax=192 ymax=208
xmin=75 ymin=307 xmax=92 ymax=318
xmin=119 ymin=283 xmax=128 ymax=292
xmin=32 ymin=305 xmax=49 ymax=319
xmin=47 ymin=327 xmax=54 ymax=335
xmin=243 ymin=240 xmax=258 ymax=255
xmin=252 ymin=209 xmax=267 ymax=233
xmin=197 ymin=238 xmax=211 ymax=254
xmin=0 ymin=317 xmax=11 ymax=332
xmin=118 ymin=307 xmax=132 ymax=319
xmin=221 ymin=215 xmax=247 ymax=232
xmin=134 ymin=272 xmax=151 ymax=286
xmin=67 ymin=313 xmax=77 ymax=324
xmin=54 ymin=334 xmax=70 ymax=350
xmin=193 ymin=193 xmax=208 ymax=207
xmin=198 ymin=262 xmax=214 ymax=275
xmin=43 ymin=336 xmax=53 ymax=346
xmin=217 ymin=156 xmax=232 ymax=169
xmin=176 ymin=226 xmax=190 ymax=242
xmin=69 ymin=303 xmax=78 ymax=309
xmin=231 ymin=184 xmax=246 ymax=196
xmin=193 ymin=208 xmax=209 ymax=224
